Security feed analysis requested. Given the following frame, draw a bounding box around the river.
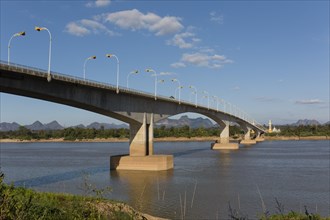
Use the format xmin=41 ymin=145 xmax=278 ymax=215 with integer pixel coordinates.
xmin=1 ymin=140 xmax=329 ymax=219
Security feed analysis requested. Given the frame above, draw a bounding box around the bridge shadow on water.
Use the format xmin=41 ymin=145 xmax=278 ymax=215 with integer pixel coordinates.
xmin=13 ymin=166 xmax=109 ymax=188
xmin=172 ymin=148 xmax=209 ymax=157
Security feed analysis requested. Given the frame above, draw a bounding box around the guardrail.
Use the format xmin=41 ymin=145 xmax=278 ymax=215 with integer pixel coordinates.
xmin=0 ymin=60 xmax=266 ymax=132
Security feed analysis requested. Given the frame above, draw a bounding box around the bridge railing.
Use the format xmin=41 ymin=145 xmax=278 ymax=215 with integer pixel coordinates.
xmin=0 ymin=60 xmax=266 ymax=132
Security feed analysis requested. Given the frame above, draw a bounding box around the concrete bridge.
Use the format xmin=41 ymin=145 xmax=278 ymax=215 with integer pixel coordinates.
xmin=0 ymin=61 xmax=266 ymax=171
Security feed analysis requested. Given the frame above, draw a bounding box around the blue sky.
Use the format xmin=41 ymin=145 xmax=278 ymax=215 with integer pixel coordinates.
xmin=1 ymin=0 xmax=329 ymax=126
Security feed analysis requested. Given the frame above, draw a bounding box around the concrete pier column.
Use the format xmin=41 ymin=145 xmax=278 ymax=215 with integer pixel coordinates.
xmin=240 ymin=124 xmax=256 ymax=145
xmin=254 ymin=131 xmax=265 ymax=142
xmin=148 ymin=113 xmax=154 ymax=155
xmin=219 ymin=120 xmax=230 ymax=144
xmin=110 ymin=113 xmax=173 ymax=171
xmin=211 ymin=120 xmax=239 ymax=150
xmin=129 ymin=113 xmax=148 ymax=156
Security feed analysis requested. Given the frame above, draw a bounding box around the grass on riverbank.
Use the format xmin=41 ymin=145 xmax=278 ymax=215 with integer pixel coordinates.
xmin=1 ymin=171 xmax=329 ymax=220
xmin=0 ymin=173 xmax=147 ymax=220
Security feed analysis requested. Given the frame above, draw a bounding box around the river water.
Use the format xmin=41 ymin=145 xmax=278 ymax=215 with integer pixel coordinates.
xmin=1 ymin=140 xmax=329 ymax=219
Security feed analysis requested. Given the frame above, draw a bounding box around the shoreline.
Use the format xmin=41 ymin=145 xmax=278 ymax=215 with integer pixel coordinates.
xmin=1 ymin=136 xmax=329 ymax=143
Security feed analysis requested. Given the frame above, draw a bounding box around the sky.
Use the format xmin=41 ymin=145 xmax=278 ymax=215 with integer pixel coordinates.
xmin=0 ymin=0 xmax=329 ymax=126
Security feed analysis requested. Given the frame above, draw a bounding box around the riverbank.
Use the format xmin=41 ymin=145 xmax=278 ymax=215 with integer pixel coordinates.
xmin=0 ymin=136 xmax=220 ymax=143
xmin=0 ymin=175 xmax=166 ymax=220
xmin=264 ymin=136 xmax=329 ymax=140
xmin=1 ymin=135 xmax=329 ymax=143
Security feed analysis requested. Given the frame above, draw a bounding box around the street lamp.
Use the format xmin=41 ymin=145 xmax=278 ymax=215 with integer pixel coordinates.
xmin=221 ymin=99 xmax=226 ymax=113
xmin=212 ymin=96 xmax=220 ymax=112
xmin=83 ymin=56 xmax=96 ymax=80
xmin=189 ymin=85 xmax=198 ymax=107
xmin=228 ymin=102 xmax=232 ymax=115
xmin=145 ymin=68 xmax=158 ymax=100
xmin=171 ymin=78 xmax=182 ymax=104
xmin=8 ymin=31 xmax=25 ymax=65
xmin=127 ymin=70 xmax=139 ymax=89
xmin=202 ymin=91 xmax=210 ymax=109
xmin=35 ymin=26 xmax=52 ymax=82
xmin=106 ymin=53 xmax=120 ymax=94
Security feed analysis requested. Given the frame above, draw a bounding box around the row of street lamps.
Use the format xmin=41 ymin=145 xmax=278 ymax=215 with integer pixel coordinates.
xmin=8 ymin=27 xmax=52 ymax=81
xmin=7 ymin=28 xmax=255 ymax=124
xmin=83 ymin=54 xmax=119 ymax=93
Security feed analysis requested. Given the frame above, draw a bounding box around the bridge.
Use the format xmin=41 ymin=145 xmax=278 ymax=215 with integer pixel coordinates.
xmin=0 ymin=61 xmax=266 ymax=171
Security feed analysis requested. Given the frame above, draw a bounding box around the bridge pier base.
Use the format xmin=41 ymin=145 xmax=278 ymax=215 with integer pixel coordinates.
xmin=211 ymin=120 xmax=239 ymax=150
xmin=111 ymin=113 xmax=173 ymax=171
xmin=110 ymin=155 xmax=173 ymax=171
xmin=255 ymin=132 xmax=265 ymax=142
xmin=240 ymin=126 xmax=256 ymax=145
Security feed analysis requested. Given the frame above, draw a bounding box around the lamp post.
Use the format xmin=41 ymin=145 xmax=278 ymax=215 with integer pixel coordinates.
xmin=35 ymin=26 xmax=52 ymax=82
xmin=106 ymin=54 xmax=120 ymax=93
xmin=146 ymin=68 xmax=158 ymax=100
xmin=212 ymin=96 xmax=219 ymax=112
xmin=171 ymin=78 xmax=182 ymax=104
xmin=189 ymin=85 xmax=198 ymax=107
xmin=221 ymin=99 xmax=226 ymax=113
xmin=127 ymin=70 xmax=139 ymax=89
xmin=228 ymin=102 xmax=232 ymax=115
xmin=202 ymin=91 xmax=210 ymax=109
xmin=83 ymin=56 xmax=96 ymax=80
xmin=8 ymin=31 xmax=25 ymax=65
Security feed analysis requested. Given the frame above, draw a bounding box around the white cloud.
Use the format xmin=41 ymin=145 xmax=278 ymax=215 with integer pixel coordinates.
xmin=159 ymin=72 xmax=175 ymax=76
xmin=180 ymin=52 xmax=233 ymax=69
xmin=103 ymin=9 xmax=183 ymax=36
xmin=171 ymin=62 xmax=186 ymax=68
xmin=86 ymin=0 xmax=111 ymax=8
xmin=65 ymin=22 xmax=90 ymax=37
xmin=295 ymin=99 xmax=324 ymax=104
xmin=65 ymin=19 xmax=116 ymax=37
xmin=210 ymin=11 xmax=224 ymax=24
xmin=167 ymin=32 xmax=200 ymax=49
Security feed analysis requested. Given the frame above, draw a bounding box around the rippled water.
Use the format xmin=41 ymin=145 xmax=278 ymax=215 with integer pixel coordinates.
xmin=1 ymin=140 xmax=329 ymax=219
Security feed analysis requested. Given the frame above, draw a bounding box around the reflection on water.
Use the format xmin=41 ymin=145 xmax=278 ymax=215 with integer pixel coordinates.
xmin=2 ymin=140 xmax=329 ymax=219
xmin=14 ymin=166 xmax=108 ymax=187
xmin=111 ymin=170 xmax=173 ymax=212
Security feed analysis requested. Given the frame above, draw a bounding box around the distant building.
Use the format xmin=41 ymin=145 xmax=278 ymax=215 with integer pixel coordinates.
xmin=268 ymin=120 xmax=281 ymax=133
xmin=272 ymin=126 xmax=281 ymax=133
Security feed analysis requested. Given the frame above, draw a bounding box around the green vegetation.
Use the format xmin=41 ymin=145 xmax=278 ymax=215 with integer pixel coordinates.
xmin=0 ymin=126 xmax=130 ymax=141
xmin=0 ymin=172 xmax=145 ymax=220
xmin=265 ymin=125 xmax=330 ymax=137
xmin=228 ymin=201 xmax=330 ymax=220
xmin=1 ymin=172 xmax=329 ymax=220
xmin=0 ymin=124 xmax=329 ymax=141
xmin=0 ymin=125 xmax=243 ymax=141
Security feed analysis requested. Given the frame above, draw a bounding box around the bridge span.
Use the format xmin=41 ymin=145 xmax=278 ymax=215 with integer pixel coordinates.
xmin=0 ymin=61 xmax=266 ymax=170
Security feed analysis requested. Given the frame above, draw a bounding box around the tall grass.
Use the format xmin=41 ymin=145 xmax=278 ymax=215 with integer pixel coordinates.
xmin=0 ymin=171 xmax=145 ymax=220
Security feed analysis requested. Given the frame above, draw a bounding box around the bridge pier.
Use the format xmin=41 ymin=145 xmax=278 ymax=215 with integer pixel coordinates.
xmin=240 ymin=125 xmax=256 ymax=145
xmin=211 ymin=120 xmax=239 ymax=150
xmin=254 ymin=131 xmax=265 ymax=142
xmin=110 ymin=113 xmax=173 ymax=171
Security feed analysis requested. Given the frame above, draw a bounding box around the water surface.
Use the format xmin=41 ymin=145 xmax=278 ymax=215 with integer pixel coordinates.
xmin=1 ymin=140 xmax=329 ymax=219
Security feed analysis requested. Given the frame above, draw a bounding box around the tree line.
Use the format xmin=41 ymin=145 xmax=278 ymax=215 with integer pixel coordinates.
xmin=0 ymin=125 xmax=243 ymax=141
xmin=0 ymin=124 xmax=328 ymax=141
xmin=266 ymin=124 xmax=329 ymax=137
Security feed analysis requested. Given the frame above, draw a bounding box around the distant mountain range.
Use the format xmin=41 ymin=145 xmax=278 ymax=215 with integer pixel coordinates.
xmin=290 ymin=119 xmax=321 ymax=126
xmin=156 ymin=115 xmax=215 ymax=128
xmin=0 ymin=117 xmax=328 ymax=132
xmin=0 ymin=120 xmax=128 ymax=132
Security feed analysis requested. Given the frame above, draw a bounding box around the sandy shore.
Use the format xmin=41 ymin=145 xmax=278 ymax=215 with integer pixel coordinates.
xmin=264 ymin=136 xmax=329 ymax=140
xmin=0 ymin=136 xmax=219 ymax=143
xmin=1 ymin=136 xmax=328 ymax=143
